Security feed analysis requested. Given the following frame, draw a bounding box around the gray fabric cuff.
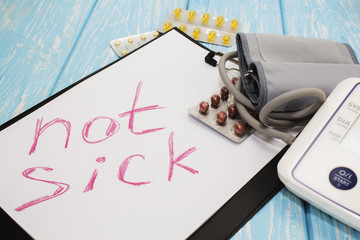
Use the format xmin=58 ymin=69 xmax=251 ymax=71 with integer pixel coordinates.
xmin=236 ymin=33 xmax=360 ymax=111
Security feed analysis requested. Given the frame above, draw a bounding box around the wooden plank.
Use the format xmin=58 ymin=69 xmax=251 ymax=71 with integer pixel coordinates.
xmin=232 ymin=188 xmax=308 ymax=240
xmin=306 ymin=204 xmax=360 ymax=240
xmin=0 ymin=0 xmax=97 ymax=125
xmin=280 ymin=0 xmax=360 ymax=57
xmin=187 ymin=1 xmax=309 ymax=239
xmin=280 ymin=0 xmax=360 ymax=239
xmin=51 ymin=0 xmax=188 ymax=94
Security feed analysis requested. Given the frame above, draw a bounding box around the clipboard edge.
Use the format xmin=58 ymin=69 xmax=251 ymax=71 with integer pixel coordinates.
xmin=0 ymin=27 xmax=288 ymax=240
xmin=187 ymin=145 xmax=289 ymax=240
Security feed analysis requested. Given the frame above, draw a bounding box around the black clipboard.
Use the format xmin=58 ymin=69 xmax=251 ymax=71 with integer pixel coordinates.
xmin=0 ymin=28 xmax=287 ymax=239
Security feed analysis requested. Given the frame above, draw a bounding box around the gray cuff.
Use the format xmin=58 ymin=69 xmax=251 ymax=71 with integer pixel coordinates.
xmin=236 ymin=33 xmax=360 ymax=111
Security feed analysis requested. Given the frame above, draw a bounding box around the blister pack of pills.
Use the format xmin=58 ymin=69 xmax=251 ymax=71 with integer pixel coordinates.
xmin=110 ymin=31 xmax=160 ymax=57
xmin=188 ymin=77 xmax=254 ymax=143
xmin=157 ymin=8 xmax=241 ymax=47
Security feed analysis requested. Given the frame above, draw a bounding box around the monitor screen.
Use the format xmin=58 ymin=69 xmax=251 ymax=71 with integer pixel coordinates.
xmin=341 ymin=115 xmax=360 ymax=157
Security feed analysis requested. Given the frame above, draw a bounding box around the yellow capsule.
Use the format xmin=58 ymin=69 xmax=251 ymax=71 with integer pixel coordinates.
xmin=216 ymin=15 xmax=224 ymax=26
xmin=164 ymin=21 xmax=172 ymax=31
xmin=223 ymin=34 xmax=230 ymax=44
xmin=208 ymin=31 xmax=216 ymax=42
xmin=128 ymin=38 xmax=134 ymax=44
xmin=114 ymin=40 xmax=121 ymax=47
xmin=202 ymin=12 xmax=210 ymax=24
xmin=153 ymin=31 xmax=159 ymax=37
xmin=188 ymin=10 xmax=196 ymax=21
xmin=193 ymin=27 xmax=201 ymax=39
xmin=141 ymin=35 xmax=147 ymax=41
xmin=174 ymin=7 xmax=182 ymax=18
xmin=121 ymin=50 xmax=128 ymax=56
xmin=231 ymin=18 xmax=238 ymax=29
xmin=179 ymin=24 xmax=187 ymax=32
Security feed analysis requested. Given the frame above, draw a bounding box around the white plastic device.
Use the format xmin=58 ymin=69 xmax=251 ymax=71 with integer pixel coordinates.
xmin=278 ymin=77 xmax=360 ymax=231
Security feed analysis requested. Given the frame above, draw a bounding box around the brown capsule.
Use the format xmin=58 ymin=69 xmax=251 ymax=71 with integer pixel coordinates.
xmin=216 ymin=111 xmax=227 ymax=125
xmin=231 ymin=77 xmax=238 ymax=85
xmin=210 ymin=94 xmax=220 ymax=108
xmin=228 ymin=104 xmax=237 ymax=118
xmin=220 ymin=86 xmax=229 ymax=100
xmin=234 ymin=121 xmax=245 ymax=136
xmin=199 ymin=101 xmax=209 ymax=114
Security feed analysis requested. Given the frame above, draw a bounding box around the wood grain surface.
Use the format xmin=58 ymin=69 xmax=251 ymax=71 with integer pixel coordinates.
xmin=0 ymin=0 xmax=359 ymax=239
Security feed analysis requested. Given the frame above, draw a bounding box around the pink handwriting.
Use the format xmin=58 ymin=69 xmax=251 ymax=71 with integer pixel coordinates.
xmin=168 ymin=132 xmax=198 ymax=181
xmin=15 ymin=167 xmax=70 ymax=211
xmin=82 ymin=116 xmax=120 ymax=144
xmin=118 ymin=154 xmax=151 ymax=186
xmin=18 ymin=132 xmax=198 ymax=210
xmin=96 ymin=156 xmax=106 ymax=163
xmin=29 ymin=118 xmax=71 ymax=155
xmin=83 ymin=157 xmax=106 ymax=193
xmin=83 ymin=169 xmax=99 ymax=193
xmin=29 ymin=81 xmax=164 ymax=155
xmin=119 ymin=81 xmax=165 ymax=135
xmin=19 ymin=81 xmax=198 ymax=211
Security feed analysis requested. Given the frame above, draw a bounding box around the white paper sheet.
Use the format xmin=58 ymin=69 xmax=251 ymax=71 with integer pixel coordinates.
xmin=0 ymin=30 xmax=282 ymax=240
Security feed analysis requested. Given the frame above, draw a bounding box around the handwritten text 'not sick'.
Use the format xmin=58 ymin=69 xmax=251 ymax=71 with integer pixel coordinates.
xmin=15 ymin=81 xmax=198 ymax=212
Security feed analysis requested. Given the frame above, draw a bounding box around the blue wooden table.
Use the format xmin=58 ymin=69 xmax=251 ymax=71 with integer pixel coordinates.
xmin=0 ymin=0 xmax=359 ymax=239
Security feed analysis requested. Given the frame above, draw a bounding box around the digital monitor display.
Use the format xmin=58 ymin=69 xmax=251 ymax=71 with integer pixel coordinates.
xmin=341 ymin=115 xmax=360 ymax=157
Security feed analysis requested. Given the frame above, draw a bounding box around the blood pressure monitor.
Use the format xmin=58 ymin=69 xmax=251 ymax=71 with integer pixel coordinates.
xmin=278 ymin=78 xmax=360 ymax=231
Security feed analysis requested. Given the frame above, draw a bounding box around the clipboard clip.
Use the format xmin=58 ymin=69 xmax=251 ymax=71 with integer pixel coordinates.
xmin=205 ymin=51 xmax=239 ymax=69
